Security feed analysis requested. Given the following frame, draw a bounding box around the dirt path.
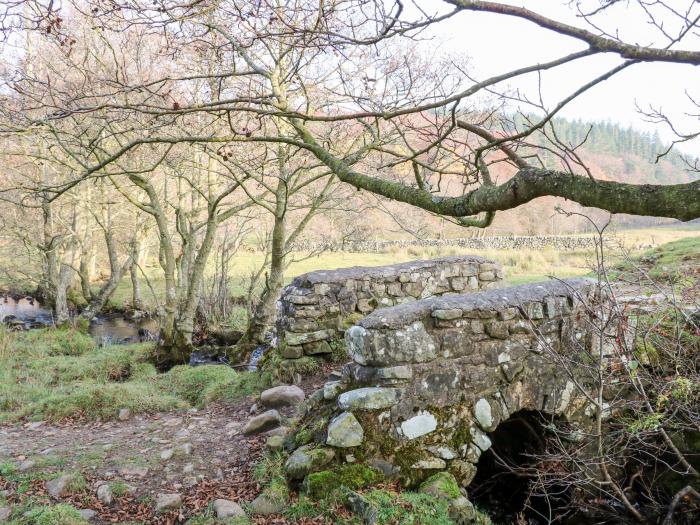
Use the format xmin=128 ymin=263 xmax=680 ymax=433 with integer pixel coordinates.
xmin=0 ymin=375 xmax=329 ymax=524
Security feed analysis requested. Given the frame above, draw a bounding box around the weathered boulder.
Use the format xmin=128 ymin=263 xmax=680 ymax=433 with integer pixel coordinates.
xmin=250 ymin=493 xmax=286 ymax=515
xmin=96 ymin=484 xmax=113 ymax=505
xmin=337 ymin=388 xmax=399 ymax=411
xmin=46 ymin=474 xmax=74 ymax=498
xmin=326 ymin=412 xmax=364 ymax=448
xmin=243 ymin=410 xmax=281 ymax=435
xmin=213 ymin=499 xmax=245 ymax=519
xmin=260 ymin=385 xmax=305 ymax=408
xmin=78 ymin=509 xmax=97 ymax=521
xmin=154 ymin=493 xmax=182 ymax=512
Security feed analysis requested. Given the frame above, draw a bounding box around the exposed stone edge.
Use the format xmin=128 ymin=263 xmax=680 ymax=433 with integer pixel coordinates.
xmin=358 ymin=278 xmax=595 ymax=329
xmin=291 ymin=255 xmax=492 ymax=286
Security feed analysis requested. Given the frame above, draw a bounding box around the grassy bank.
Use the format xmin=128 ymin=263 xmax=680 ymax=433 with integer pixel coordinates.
xmin=0 ymin=328 xmax=267 ymax=423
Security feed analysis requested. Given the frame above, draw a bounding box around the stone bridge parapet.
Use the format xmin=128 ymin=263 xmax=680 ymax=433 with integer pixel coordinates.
xmin=287 ymin=278 xmax=601 ymax=489
xmin=276 ymin=256 xmax=503 ymax=361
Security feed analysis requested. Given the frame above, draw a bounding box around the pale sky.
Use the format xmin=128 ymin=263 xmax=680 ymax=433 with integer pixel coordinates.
xmin=417 ymin=0 xmax=699 ymax=154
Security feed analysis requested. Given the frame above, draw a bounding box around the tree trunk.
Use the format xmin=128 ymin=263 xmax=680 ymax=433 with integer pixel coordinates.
xmin=242 ymin=175 xmax=287 ymax=345
xmin=38 ymin=199 xmax=59 ymax=304
xmin=165 ymin=214 xmax=219 ymax=366
xmin=54 ymin=263 xmax=72 ymax=326
xmin=130 ymin=235 xmax=145 ymax=311
xmin=80 ymin=258 xmax=131 ymax=321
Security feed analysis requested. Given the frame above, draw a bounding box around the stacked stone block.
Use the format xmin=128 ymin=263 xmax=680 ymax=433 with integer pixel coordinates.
xmin=288 ymin=278 xmax=602 ymax=489
xmin=276 ymin=256 xmax=504 ymax=361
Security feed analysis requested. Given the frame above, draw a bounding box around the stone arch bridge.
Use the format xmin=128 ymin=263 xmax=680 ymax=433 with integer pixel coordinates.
xmin=281 ymin=269 xmax=609 ymax=492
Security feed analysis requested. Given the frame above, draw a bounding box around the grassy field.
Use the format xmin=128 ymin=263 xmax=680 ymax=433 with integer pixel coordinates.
xmin=104 ymin=226 xmax=700 ymax=311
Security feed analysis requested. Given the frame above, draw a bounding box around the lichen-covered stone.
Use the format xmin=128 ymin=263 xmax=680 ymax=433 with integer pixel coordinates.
xmin=376 ymin=365 xmax=413 ymax=381
xmin=347 ymin=322 xmax=437 ymax=366
xmin=338 ymin=387 xmax=399 ymax=410
xmin=470 ymin=427 xmax=492 ymax=451
xmin=450 ymin=460 xmax=478 ymax=487
xmin=280 ymin=343 xmax=304 ymax=359
xmin=433 ymin=308 xmax=463 ymax=320
xmin=401 ymin=412 xmax=437 ymax=439
xmin=286 ymin=329 xmax=336 ymax=346
xmin=303 ymin=340 xmax=333 ymax=355
xmin=326 ymin=412 xmax=364 ymax=448
xmin=485 ymin=321 xmax=509 ymax=339
xmin=474 ymin=398 xmax=495 ymax=431
xmin=411 ymin=457 xmax=446 ymax=470
xmin=285 ymin=445 xmax=336 ymax=479
xmin=323 ymin=381 xmax=345 ymax=400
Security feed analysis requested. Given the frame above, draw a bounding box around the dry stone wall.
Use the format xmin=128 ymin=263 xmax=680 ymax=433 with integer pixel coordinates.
xmin=276 ymin=256 xmax=504 ymax=361
xmin=288 ymin=235 xmax=596 ymax=253
xmin=288 ymin=278 xmax=601 ymax=489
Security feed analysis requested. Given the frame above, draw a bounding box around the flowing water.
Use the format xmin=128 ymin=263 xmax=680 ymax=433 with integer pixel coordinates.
xmin=3 ymin=295 xmax=262 ymax=369
xmin=1 ymin=295 xmax=158 ymax=345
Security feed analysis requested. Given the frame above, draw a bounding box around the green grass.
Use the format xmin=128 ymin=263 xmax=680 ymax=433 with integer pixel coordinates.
xmin=20 ymin=503 xmax=89 ymax=525
xmin=612 ymin=236 xmax=700 ymax=286
xmin=640 ymin=236 xmax=700 ymax=280
xmin=0 ymin=327 xmax=268 ymax=422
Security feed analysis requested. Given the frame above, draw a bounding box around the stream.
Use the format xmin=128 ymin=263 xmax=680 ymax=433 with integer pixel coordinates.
xmin=0 ymin=295 xmax=158 ymax=345
xmin=1 ymin=295 xmax=267 ymax=368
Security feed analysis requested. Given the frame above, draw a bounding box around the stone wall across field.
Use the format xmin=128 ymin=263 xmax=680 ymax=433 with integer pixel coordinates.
xmin=286 ymin=278 xmax=602 ymax=489
xmin=287 ymin=235 xmax=596 ymax=253
xmin=275 ymin=256 xmax=504 ymax=361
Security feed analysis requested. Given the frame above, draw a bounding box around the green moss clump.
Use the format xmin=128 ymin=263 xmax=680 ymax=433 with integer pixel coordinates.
xmin=293 ymin=427 xmax=314 ymax=447
xmin=339 ymin=313 xmax=365 ymax=330
xmin=418 ymin=471 xmax=461 ymax=499
xmin=363 ymin=489 xmax=455 ymax=525
xmin=303 ymin=464 xmax=384 ymax=500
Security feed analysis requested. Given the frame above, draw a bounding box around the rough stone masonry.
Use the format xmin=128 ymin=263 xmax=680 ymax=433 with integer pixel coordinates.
xmin=275 ymin=255 xmax=504 ymax=361
xmin=287 ymin=278 xmax=603 ymax=488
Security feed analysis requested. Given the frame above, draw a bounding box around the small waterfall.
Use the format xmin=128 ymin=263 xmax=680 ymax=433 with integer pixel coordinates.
xmin=247 ymin=344 xmax=270 ymax=371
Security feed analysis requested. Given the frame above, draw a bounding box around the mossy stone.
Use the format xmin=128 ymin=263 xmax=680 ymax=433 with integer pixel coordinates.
xmin=285 ymin=445 xmax=336 ymax=479
xmin=302 ymin=464 xmax=384 ymax=499
xmin=418 ymin=471 xmax=461 ymax=500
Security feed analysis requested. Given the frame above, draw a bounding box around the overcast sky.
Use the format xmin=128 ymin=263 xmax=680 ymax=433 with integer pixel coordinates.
xmin=418 ymin=0 xmax=699 ymax=154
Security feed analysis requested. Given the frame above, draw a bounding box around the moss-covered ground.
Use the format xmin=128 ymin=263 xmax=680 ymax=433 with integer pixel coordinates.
xmin=0 ymin=327 xmax=269 ymax=423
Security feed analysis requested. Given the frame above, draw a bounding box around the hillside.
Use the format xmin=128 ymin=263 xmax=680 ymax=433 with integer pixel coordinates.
xmin=311 ymin=118 xmax=699 ymax=239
